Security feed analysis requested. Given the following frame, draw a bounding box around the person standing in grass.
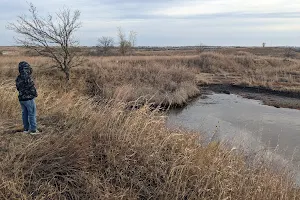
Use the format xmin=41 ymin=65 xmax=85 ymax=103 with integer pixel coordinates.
xmin=16 ymin=61 xmax=39 ymax=135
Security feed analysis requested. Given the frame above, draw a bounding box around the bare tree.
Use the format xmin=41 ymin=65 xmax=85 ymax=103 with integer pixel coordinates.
xmin=284 ymin=47 xmax=296 ymax=59
xmin=118 ymin=27 xmax=130 ymax=56
xmin=129 ymin=31 xmax=137 ymax=48
xmin=7 ymin=3 xmax=82 ymax=81
xmin=196 ymin=43 xmax=205 ymax=54
xmin=97 ymin=36 xmax=114 ymax=55
xmin=117 ymin=27 xmax=137 ymax=56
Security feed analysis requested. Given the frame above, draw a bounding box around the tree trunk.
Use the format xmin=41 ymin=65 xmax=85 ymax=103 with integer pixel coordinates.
xmin=64 ymin=68 xmax=70 ymax=81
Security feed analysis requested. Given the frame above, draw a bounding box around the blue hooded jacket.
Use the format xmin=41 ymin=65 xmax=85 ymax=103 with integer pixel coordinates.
xmin=16 ymin=61 xmax=38 ymax=101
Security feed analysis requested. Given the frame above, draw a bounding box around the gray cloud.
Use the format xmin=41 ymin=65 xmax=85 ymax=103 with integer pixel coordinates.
xmin=1 ymin=0 xmax=299 ymax=46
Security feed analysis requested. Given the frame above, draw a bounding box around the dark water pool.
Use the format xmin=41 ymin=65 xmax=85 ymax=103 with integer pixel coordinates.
xmin=167 ymin=93 xmax=300 ymax=174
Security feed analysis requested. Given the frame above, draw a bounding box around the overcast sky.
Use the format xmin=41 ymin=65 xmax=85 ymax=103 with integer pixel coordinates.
xmin=1 ymin=0 xmax=300 ymax=46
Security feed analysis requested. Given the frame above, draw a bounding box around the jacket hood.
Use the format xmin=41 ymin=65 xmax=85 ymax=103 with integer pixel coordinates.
xmin=18 ymin=61 xmax=32 ymax=76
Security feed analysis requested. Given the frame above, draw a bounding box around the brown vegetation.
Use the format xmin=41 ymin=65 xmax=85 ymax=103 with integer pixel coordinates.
xmin=195 ymin=52 xmax=300 ymax=92
xmin=0 ymin=47 xmax=300 ymax=199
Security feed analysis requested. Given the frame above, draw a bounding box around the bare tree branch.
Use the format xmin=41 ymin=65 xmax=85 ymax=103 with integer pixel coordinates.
xmin=117 ymin=27 xmax=137 ymax=56
xmin=7 ymin=3 xmax=82 ymax=81
xmin=97 ymin=36 xmax=114 ymax=55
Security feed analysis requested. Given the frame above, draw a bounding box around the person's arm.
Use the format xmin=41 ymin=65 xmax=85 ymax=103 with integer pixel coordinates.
xmin=27 ymin=76 xmax=38 ymax=97
xmin=24 ymin=77 xmax=35 ymax=89
xmin=16 ymin=76 xmax=21 ymax=91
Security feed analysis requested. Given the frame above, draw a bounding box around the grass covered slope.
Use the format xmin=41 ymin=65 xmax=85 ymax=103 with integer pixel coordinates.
xmin=0 ymin=55 xmax=200 ymax=108
xmin=0 ymin=82 xmax=299 ymax=199
xmin=2 ymin=51 xmax=300 ymax=102
xmin=195 ymin=52 xmax=300 ymax=92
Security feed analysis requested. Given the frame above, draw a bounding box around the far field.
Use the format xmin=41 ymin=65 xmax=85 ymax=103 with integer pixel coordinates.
xmin=2 ymin=46 xmax=300 ymax=108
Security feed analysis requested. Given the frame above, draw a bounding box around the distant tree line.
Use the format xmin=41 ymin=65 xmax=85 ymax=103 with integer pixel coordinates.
xmin=96 ymin=27 xmax=137 ymax=56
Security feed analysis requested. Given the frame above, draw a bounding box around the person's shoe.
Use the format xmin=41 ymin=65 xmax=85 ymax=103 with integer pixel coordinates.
xmin=23 ymin=130 xmax=29 ymax=134
xmin=29 ymin=130 xmax=41 ymax=135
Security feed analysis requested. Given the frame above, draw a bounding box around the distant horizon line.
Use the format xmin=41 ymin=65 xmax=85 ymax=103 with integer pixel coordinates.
xmin=1 ymin=45 xmax=299 ymax=48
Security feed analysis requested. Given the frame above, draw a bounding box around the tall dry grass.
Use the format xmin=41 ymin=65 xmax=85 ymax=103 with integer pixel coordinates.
xmin=2 ymin=52 xmax=300 ymax=95
xmin=88 ymin=53 xmax=300 ymax=93
xmin=84 ymin=57 xmax=200 ymax=107
xmin=190 ymin=52 xmax=300 ymax=92
xmin=0 ymin=81 xmax=299 ymax=199
xmin=0 ymin=55 xmax=200 ymax=108
xmin=0 ymin=52 xmax=300 ymax=199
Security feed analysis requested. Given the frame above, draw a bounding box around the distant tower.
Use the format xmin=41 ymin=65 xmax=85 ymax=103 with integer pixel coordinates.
xmin=262 ymin=42 xmax=266 ymax=48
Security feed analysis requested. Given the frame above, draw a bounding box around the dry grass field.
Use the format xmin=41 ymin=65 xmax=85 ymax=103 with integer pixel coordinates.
xmin=0 ymin=47 xmax=300 ymax=199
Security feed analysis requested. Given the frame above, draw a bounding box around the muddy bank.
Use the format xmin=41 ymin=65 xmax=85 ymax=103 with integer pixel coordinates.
xmin=201 ymin=84 xmax=300 ymax=110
